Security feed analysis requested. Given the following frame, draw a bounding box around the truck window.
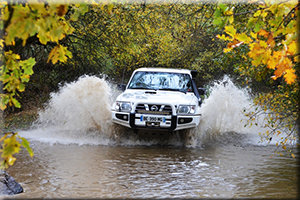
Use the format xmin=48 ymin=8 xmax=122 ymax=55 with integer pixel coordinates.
xmin=128 ymin=71 xmax=192 ymax=92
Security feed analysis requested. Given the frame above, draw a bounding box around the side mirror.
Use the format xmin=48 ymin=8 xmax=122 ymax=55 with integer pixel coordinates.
xmin=191 ymin=70 xmax=198 ymax=79
xmin=197 ymin=87 xmax=206 ymax=96
xmin=118 ymin=84 xmax=126 ymax=91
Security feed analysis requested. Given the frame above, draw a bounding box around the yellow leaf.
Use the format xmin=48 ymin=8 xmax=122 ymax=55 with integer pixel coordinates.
xmin=0 ymin=39 xmax=4 ymax=48
xmin=287 ymin=41 xmax=297 ymax=55
xmin=47 ymin=44 xmax=72 ymax=64
xmin=217 ymin=34 xmax=233 ymax=41
xmin=282 ymin=145 xmax=286 ymax=150
xmin=291 ymin=153 xmax=295 ymax=158
xmin=228 ymin=15 xmax=234 ymax=24
xmin=283 ymin=68 xmax=296 ymax=84
xmin=250 ymin=32 xmax=257 ymax=39
xmin=259 ymin=40 xmax=268 ymax=48
xmin=224 ymin=10 xmax=233 ymax=15
xmin=47 ymin=45 xmax=60 ymax=64
xmin=261 ymin=49 xmax=271 ymax=65
xmin=0 ymin=103 xmax=7 ymax=110
xmin=223 ymin=47 xmax=232 ymax=53
xmin=261 ymin=11 xmax=268 ymax=18
xmin=253 ymin=10 xmax=261 ymax=17
xmin=6 ymin=155 xmax=17 ymax=166
xmin=224 ymin=25 xmax=236 ymax=38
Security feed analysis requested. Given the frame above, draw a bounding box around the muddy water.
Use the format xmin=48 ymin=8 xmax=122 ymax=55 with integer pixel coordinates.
xmin=7 ymin=139 xmax=298 ymax=198
xmin=4 ymin=75 xmax=298 ymax=198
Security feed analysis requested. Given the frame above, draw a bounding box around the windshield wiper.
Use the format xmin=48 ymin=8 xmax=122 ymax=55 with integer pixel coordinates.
xmin=158 ymin=88 xmax=186 ymax=94
xmin=129 ymin=86 xmax=154 ymax=90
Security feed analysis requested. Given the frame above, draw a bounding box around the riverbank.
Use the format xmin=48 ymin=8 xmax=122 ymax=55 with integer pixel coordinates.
xmin=0 ymin=108 xmax=39 ymax=132
xmin=0 ymin=108 xmax=38 ymax=196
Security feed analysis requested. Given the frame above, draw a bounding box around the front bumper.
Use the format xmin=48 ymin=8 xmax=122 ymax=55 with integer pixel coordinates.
xmin=111 ymin=111 xmax=200 ymax=131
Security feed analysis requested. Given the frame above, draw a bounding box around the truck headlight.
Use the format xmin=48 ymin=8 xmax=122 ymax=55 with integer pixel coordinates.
xmin=177 ymin=105 xmax=196 ymax=114
xmin=115 ymin=101 xmax=132 ymax=112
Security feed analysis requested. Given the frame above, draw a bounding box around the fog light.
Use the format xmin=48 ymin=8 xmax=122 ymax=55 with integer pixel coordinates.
xmin=178 ymin=117 xmax=193 ymax=124
xmin=116 ymin=114 xmax=129 ymax=121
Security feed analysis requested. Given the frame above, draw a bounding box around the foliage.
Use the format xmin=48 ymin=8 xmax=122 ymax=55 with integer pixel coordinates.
xmin=215 ymin=0 xmax=298 ymax=84
xmin=66 ymin=3 xmax=226 ymax=84
xmin=1 ymin=1 xmax=88 ymax=110
xmin=0 ymin=132 xmax=33 ymax=169
xmin=245 ymin=84 xmax=298 ymax=157
xmin=0 ymin=50 xmax=35 ymax=110
xmin=0 ymin=1 xmax=88 ymax=169
xmin=1 ymin=2 xmax=229 ymax=103
xmin=214 ymin=0 xmax=299 ymax=155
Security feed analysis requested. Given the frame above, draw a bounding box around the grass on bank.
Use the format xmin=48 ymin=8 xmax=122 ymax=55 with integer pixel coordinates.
xmin=0 ymin=108 xmax=39 ymax=132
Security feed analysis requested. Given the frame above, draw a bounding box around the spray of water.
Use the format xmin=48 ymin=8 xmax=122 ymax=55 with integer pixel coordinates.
xmin=184 ymin=76 xmax=262 ymax=147
xmin=20 ymin=75 xmax=120 ymax=145
xmin=19 ymin=75 xmax=283 ymax=146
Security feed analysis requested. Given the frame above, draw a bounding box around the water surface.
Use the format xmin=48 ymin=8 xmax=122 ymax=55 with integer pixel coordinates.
xmin=7 ymin=140 xmax=298 ymax=198
xmin=5 ymin=75 xmax=298 ymax=198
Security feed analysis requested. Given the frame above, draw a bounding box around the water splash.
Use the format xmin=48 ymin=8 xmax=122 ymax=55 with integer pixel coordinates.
xmin=20 ymin=75 xmax=120 ymax=145
xmin=186 ymin=76 xmax=286 ymax=147
xmin=19 ymin=75 xmax=284 ymax=147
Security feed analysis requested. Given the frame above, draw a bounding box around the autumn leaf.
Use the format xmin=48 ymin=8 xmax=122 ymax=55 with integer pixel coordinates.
xmin=224 ymin=25 xmax=236 ymax=38
xmin=284 ymin=68 xmax=296 ymax=84
xmin=291 ymin=153 xmax=295 ymax=158
xmin=258 ymin=29 xmax=269 ymax=38
xmin=287 ymin=41 xmax=297 ymax=55
xmin=47 ymin=45 xmax=73 ymax=64
xmin=216 ymin=34 xmax=232 ymax=41
xmin=56 ymin=5 xmax=68 ymax=17
xmin=236 ymin=33 xmax=252 ymax=44
xmin=0 ymin=2 xmax=88 ymax=170
xmin=214 ymin=1 xmax=298 ymax=156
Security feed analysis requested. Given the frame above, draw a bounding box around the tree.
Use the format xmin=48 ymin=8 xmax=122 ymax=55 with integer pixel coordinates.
xmin=213 ymin=0 xmax=299 ymax=156
xmin=0 ymin=1 xmax=88 ymax=168
xmin=63 ymin=2 xmax=226 ymax=85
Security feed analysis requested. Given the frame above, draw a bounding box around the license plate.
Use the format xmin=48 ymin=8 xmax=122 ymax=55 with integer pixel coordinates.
xmin=140 ymin=115 xmax=165 ymax=122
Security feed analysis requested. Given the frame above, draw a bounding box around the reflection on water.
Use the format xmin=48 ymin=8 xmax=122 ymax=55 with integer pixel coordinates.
xmin=6 ymin=142 xmax=298 ymax=198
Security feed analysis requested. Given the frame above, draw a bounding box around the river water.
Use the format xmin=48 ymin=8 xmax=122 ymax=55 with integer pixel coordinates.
xmin=4 ymin=76 xmax=299 ymax=198
xmin=7 ymin=139 xmax=298 ymax=198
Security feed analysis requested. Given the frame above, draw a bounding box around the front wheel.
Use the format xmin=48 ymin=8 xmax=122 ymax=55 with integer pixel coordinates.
xmin=181 ymin=128 xmax=197 ymax=147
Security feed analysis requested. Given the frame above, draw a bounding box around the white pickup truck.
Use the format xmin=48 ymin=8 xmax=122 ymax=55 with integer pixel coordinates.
xmin=111 ymin=68 xmax=205 ymax=131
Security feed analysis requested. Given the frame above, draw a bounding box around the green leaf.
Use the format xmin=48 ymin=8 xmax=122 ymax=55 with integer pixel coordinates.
xmin=0 ymin=94 xmax=9 ymax=110
xmin=236 ymin=33 xmax=252 ymax=43
xmin=214 ymin=7 xmax=222 ymax=18
xmin=12 ymin=98 xmax=21 ymax=108
xmin=2 ymin=134 xmax=21 ymax=157
xmin=254 ymin=20 xmax=265 ymax=33
xmin=18 ymin=83 xmax=25 ymax=92
xmin=219 ymin=3 xmax=227 ymax=12
xmin=20 ymin=137 xmax=34 ymax=157
xmin=213 ymin=17 xmax=223 ymax=27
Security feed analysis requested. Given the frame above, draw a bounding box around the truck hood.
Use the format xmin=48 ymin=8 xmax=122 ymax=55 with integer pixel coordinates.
xmin=116 ymin=89 xmax=198 ymax=105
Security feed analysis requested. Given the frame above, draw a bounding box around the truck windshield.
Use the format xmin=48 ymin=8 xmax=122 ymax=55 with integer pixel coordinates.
xmin=128 ymin=71 xmax=193 ymax=92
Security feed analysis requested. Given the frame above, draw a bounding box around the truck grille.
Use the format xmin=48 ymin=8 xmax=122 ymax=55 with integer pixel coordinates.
xmin=135 ymin=104 xmax=173 ymax=115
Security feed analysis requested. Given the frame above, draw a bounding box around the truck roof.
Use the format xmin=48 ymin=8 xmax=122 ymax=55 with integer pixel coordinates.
xmin=133 ymin=68 xmax=192 ymax=74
